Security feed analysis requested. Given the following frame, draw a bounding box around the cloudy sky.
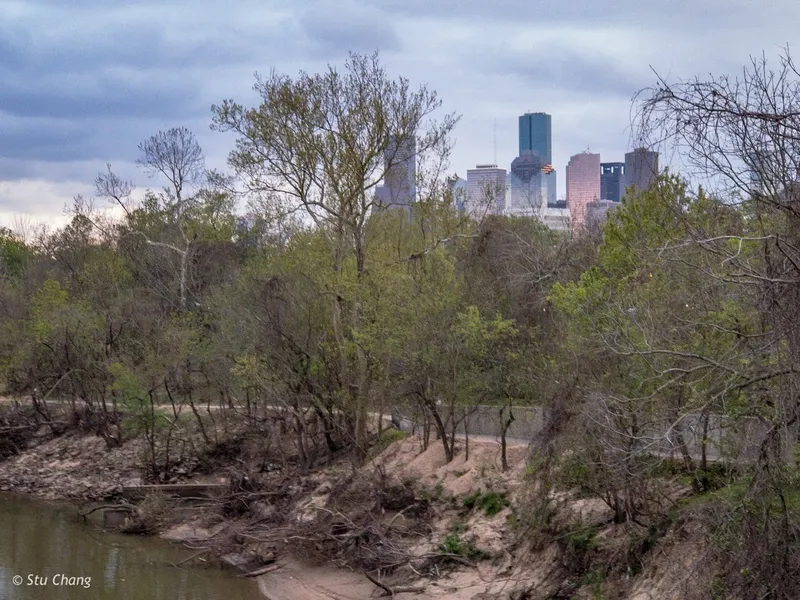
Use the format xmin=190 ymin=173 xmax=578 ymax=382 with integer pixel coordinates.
xmin=0 ymin=0 xmax=797 ymax=228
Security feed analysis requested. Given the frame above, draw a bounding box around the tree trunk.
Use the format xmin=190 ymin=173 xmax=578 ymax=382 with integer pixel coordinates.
xmin=499 ymin=403 xmax=515 ymax=472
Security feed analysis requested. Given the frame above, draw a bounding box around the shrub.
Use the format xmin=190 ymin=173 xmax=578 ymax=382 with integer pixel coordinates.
xmin=463 ymin=490 xmax=510 ymax=516
xmin=438 ymin=532 xmax=490 ymax=560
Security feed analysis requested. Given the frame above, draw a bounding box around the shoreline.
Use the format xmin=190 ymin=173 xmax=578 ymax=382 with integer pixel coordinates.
xmin=0 ymin=424 xmax=532 ymax=599
xmin=0 ymin=418 xmax=708 ymax=599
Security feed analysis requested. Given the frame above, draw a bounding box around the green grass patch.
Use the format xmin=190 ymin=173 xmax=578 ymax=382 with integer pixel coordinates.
xmin=463 ymin=490 xmax=510 ymax=516
xmin=438 ymin=533 xmax=490 ymax=560
xmin=368 ymin=427 xmax=409 ymax=458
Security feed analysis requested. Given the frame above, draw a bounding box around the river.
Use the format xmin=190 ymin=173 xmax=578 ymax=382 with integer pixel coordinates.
xmin=0 ymin=493 xmax=263 ymax=600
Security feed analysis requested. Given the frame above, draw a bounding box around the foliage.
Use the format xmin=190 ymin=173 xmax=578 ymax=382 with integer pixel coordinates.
xmin=438 ymin=532 xmax=490 ymax=560
xmin=4 ymin=50 xmax=800 ymax=595
xmin=462 ymin=489 xmax=510 ymax=516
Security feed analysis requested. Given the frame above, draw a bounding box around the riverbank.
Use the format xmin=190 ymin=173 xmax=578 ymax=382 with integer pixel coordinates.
xmin=0 ymin=405 xmax=712 ymax=599
xmin=0 ymin=491 xmax=264 ymax=600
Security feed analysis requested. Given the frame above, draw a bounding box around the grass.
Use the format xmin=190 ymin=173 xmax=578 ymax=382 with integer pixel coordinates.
xmin=367 ymin=427 xmax=409 ymax=459
xmin=463 ymin=489 xmax=510 ymax=516
xmin=419 ymin=482 xmax=445 ymax=501
xmin=438 ymin=532 xmax=490 ymax=560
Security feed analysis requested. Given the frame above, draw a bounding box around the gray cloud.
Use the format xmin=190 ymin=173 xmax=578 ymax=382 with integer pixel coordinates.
xmin=2 ymin=0 xmax=800 ymax=225
xmin=297 ymin=1 xmax=402 ymax=56
xmin=378 ymin=0 xmax=795 ymax=33
xmin=0 ymin=71 xmax=206 ymax=121
xmin=485 ymin=51 xmax=646 ymax=98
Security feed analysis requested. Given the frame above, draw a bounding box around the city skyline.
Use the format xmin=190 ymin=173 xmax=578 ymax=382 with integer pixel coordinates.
xmin=459 ymin=111 xmax=658 ymax=210
xmin=2 ymin=1 xmax=798 ymax=227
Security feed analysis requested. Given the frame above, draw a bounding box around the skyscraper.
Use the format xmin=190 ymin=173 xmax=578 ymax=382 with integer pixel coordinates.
xmin=518 ymin=113 xmax=552 ymax=164
xmin=624 ymin=148 xmax=659 ymax=193
xmin=508 ymin=150 xmax=547 ymax=217
xmin=600 ymin=162 xmax=625 ymax=202
xmin=375 ymin=136 xmax=417 ymax=211
xmin=566 ymin=152 xmax=601 ymax=228
xmin=466 ymin=164 xmax=507 ymax=217
xmin=447 ymin=175 xmax=468 ymax=214
xmin=746 ymin=148 xmax=776 ymax=195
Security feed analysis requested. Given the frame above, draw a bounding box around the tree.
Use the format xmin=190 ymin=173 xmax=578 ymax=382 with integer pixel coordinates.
xmin=0 ymin=228 xmax=29 ymax=279
xmin=94 ymin=127 xmax=207 ymax=311
xmin=211 ymin=51 xmax=459 ymax=460
xmin=634 ymin=50 xmax=800 ymax=595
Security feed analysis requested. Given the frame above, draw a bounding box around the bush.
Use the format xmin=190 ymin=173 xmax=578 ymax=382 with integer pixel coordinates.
xmin=438 ymin=532 xmax=490 ymax=560
xmin=463 ymin=490 xmax=510 ymax=516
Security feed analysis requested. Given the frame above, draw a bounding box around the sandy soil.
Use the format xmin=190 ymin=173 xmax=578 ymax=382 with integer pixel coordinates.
xmin=0 ymin=419 xmax=711 ymax=600
xmin=256 ymin=435 xmax=554 ymax=600
xmin=257 ymin=558 xmax=379 ymax=600
xmin=256 ymin=555 xmax=558 ymax=600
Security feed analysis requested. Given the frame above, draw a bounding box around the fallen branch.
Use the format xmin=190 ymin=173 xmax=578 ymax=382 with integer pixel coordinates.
xmin=241 ymin=564 xmax=281 ymax=578
xmin=418 ymin=552 xmax=476 ymax=568
xmin=362 ymin=571 xmax=425 ymax=598
xmin=171 ymin=549 xmax=209 ymax=568
xmin=363 ymin=571 xmax=426 ymax=597
xmin=386 ymin=503 xmax=419 ymax=530
xmin=78 ymin=502 xmax=137 ymax=518
xmin=0 ymin=424 xmax=36 ymax=432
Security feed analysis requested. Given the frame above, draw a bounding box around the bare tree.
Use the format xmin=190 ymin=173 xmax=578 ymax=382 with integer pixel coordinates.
xmin=95 ymin=128 xmax=206 ymax=311
xmin=630 ymin=49 xmax=800 ymax=595
xmin=137 ymin=126 xmax=205 ymax=209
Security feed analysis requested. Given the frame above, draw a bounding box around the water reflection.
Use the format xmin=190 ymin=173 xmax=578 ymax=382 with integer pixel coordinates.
xmin=0 ymin=493 xmax=263 ymax=600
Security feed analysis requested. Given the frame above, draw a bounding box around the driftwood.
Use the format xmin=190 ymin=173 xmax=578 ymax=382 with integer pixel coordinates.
xmin=0 ymin=424 xmax=36 ymax=432
xmin=363 ymin=571 xmax=426 ymax=597
xmin=78 ymin=502 xmax=137 ymax=518
xmin=241 ymin=563 xmax=281 ymax=578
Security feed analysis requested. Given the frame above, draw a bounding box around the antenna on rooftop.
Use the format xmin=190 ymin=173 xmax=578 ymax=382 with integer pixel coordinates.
xmin=493 ymin=119 xmax=497 ymax=165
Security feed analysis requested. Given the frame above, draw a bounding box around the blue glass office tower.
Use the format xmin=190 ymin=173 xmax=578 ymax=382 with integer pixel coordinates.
xmin=600 ymin=162 xmax=625 ymax=202
xmin=518 ymin=112 xmax=552 ymax=164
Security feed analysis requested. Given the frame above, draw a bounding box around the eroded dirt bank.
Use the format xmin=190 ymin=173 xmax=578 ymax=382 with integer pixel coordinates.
xmin=0 ymin=421 xmax=710 ymax=600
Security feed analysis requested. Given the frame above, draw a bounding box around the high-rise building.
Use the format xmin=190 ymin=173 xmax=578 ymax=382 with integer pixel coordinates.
xmin=518 ymin=113 xmax=552 ymax=164
xmin=466 ymin=164 xmax=507 ymax=217
xmin=566 ymin=152 xmax=601 ymax=228
xmin=541 ymin=205 xmax=571 ymax=232
xmin=508 ymin=150 xmax=547 ymax=217
xmin=600 ymin=162 xmax=625 ymax=202
xmin=746 ymin=148 xmax=777 ymax=195
xmin=624 ymin=148 xmax=659 ymax=193
xmin=585 ymin=200 xmax=619 ymax=231
xmin=375 ymin=136 xmax=417 ymax=211
xmin=447 ymin=175 xmax=468 ymax=214
xmin=544 ymin=168 xmax=556 ymax=206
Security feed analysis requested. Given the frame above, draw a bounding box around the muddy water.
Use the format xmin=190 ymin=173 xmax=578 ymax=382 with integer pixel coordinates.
xmin=0 ymin=493 xmax=263 ymax=600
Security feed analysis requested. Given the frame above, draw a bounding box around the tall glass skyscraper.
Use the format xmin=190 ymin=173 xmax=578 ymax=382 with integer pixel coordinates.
xmin=375 ymin=136 xmax=416 ymax=212
xmin=508 ymin=151 xmax=546 ymax=216
xmin=600 ymin=162 xmax=625 ymax=202
xmin=518 ymin=112 xmax=552 ymax=164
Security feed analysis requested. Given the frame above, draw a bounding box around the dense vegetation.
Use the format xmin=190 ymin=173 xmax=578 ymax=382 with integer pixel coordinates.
xmin=3 ymin=50 xmax=800 ymax=597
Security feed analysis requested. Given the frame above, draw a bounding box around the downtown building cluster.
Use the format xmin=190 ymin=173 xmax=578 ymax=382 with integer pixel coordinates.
xmin=372 ymin=112 xmax=660 ymax=232
xmin=459 ymin=113 xmax=660 ymax=230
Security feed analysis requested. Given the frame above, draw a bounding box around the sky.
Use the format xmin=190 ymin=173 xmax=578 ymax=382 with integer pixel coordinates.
xmin=1 ymin=0 xmax=798 ymax=229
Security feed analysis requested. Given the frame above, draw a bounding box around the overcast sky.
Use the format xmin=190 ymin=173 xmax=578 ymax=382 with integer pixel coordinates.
xmin=0 ymin=0 xmax=797 ymax=228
